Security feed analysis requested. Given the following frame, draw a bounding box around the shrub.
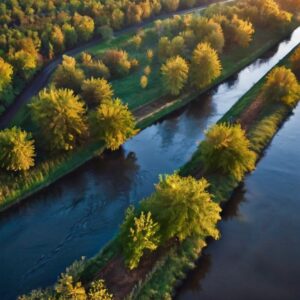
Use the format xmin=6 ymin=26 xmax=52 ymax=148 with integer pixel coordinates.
xmin=200 ymin=123 xmax=256 ymax=180
xmin=142 ymin=174 xmax=221 ymax=243
xmin=190 ymin=42 xmax=222 ymax=89
xmin=88 ymin=279 xmax=113 ymax=300
xmin=0 ymin=127 xmax=35 ymax=172
xmin=81 ymin=77 xmax=113 ymax=107
xmin=140 ymin=75 xmax=148 ymax=89
xmin=263 ymin=66 xmax=300 ymax=106
xmin=30 ymin=88 xmax=88 ymax=152
xmin=120 ymin=208 xmax=160 ymax=270
xmin=161 ymin=56 xmax=189 ymax=96
xmin=91 ymin=98 xmax=137 ymax=150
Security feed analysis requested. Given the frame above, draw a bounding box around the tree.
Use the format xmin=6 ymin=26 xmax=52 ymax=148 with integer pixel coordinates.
xmin=162 ymin=0 xmax=180 ymax=12
xmin=290 ymin=47 xmax=300 ymax=77
xmin=142 ymin=174 xmax=221 ymax=242
xmin=120 ymin=208 xmax=160 ymax=270
xmin=0 ymin=58 xmax=13 ymax=93
xmin=0 ymin=127 xmax=35 ymax=172
xmin=88 ymin=280 xmax=113 ymax=300
xmin=263 ymin=67 xmax=300 ymax=106
xmin=81 ymin=77 xmax=113 ymax=107
xmin=144 ymin=66 xmax=151 ymax=76
xmin=161 ymin=56 xmax=189 ymax=96
xmin=92 ymin=98 xmax=137 ymax=150
xmin=200 ymin=123 xmax=256 ymax=180
xmin=62 ymin=24 xmax=78 ymax=48
xmin=73 ymin=13 xmax=95 ymax=42
xmin=30 ymin=88 xmax=88 ymax=152
xmin=50 ymin=25 xmax=65 ymax=54
xmin=52 ymin=55 xmax=85 ymax=94
xmin=55 ymin=274 xmax=86 ymax=300
xmin=190 ymin=42 xmax=222 ymax=89
xmin=102 ymin=49 xmax=132 ymax=77
xmin=140 ymin=75 xmax=148 ymax=89
xmin=146 ymin=49 xmax=154 ymax=62
xmin=10 ymin=50 xmax=37 ymax=79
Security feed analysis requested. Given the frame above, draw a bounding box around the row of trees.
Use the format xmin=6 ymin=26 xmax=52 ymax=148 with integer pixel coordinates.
xmin=0 ymin=0 xmax=212 ymax=112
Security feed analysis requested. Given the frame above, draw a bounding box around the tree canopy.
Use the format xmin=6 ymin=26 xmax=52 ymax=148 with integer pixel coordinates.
xmin=161 ymin=56 xmax=189 ymax=95
xmin=0 ymin=127 xmax=35 ymax=172
xmin=190 ymin=42 xmax=222 ymax=89
xmin=142 ymin=173 xmax=221 ymax=242
xmin=30 ymin=88 xmax=88 ymax=152
xmin=263 ymin=67 xmax=300 ymax=106
xmin=92 ymin=98 xmax=137 ymax=150
xmin=0 ymin=58 xmax=13 ymax=93
xmin=200 ymin=123 xmax=256 ymax=180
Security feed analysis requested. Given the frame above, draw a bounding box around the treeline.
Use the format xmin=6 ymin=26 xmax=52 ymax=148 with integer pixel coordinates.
xmin=0 ymin=0 xmax=297 ymax=201
xmin=0 ymin=0 xmax=215 ymax=115
xmin=19 ymin=44 xmax=300 ymax=298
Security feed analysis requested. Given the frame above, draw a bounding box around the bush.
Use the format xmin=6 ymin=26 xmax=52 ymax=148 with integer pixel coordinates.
xmin=290 ymin=47 xmax=300 ymax=77
xmin=91 ymin=98 xmax=137 ymax=150
xmin=0 ymin=127 xmax=35 ymax=172
xmin=142 ymin=173 xmax=221 ymax=243
xmin=200 ymin=123 xmax=256 ymax=180
xmin=30 ymin=88 xmax=88 ymax=152
xmin=120 ymin=208 xmax=160 ymax=270
xmin=102 ymin=49 xmax=132 ymax=77
xmin=161 ymin=56 xmax=189 ymax=96
xmin=81 ymin=77 xmax=113 ymax=107
xmin=190 ymin=42 xmax=222 ymax=89
xmin=263 ymin=66 xmax=300 ymax=106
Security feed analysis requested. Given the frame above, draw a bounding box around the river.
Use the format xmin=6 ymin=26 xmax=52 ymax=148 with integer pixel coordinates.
xmin=1 ymin=28 xmax=300 ymax=299
xmin=176 ymin=104 xmax=300 ymax=300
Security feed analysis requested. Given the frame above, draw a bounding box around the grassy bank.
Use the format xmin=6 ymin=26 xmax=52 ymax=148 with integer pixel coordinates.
xmin=1 ymin=14 xmax=298 ymax=212
xmin=74 ymin=43 xmax=300 ymax=300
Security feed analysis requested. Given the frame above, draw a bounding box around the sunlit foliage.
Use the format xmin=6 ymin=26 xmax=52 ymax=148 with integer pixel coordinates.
xmin=30 ymin=88 xmax=88 ymax=152
xmin=161 ymin=56 xmax=189 ymax=95
xmin=92 ymin=98 xmax=137 ymax=150
xmin=200 ymin=123 xmax=256 ymax=180
xmin=263 ymin=67 xmax=300 ymax=106
xmin=0 ymin=127 xmax=35 ymax=172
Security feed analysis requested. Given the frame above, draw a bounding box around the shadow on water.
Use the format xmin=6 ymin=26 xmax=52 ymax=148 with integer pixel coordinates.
xmin=1 ymin=27 xmax=300 ymax=299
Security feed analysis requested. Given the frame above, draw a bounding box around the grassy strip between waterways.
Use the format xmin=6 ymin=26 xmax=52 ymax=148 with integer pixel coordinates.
xmin=78 ymin=43 xmax=300 ymax=299
xmin=0 ymin=22 xmax=298 ymax=213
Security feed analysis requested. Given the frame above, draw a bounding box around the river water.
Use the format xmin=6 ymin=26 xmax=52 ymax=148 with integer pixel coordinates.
xmin=1 ymin=29 xmax=300 ymax=299
xmin=176 ymin=104 xmax=300 ymax=300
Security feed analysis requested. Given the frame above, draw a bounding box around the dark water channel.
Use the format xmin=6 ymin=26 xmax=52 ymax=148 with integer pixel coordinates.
xmin=1 ymin=28 xmax=300 ymax=299
xmin=177 ymin=104 xmax=300 ymax=300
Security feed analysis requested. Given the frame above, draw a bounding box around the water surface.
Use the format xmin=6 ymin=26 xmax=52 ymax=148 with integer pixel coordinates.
xmin=1 ymin=28 xmax=300 ymax=299
xmin=177 ymin=104 xmax=300 ymax=300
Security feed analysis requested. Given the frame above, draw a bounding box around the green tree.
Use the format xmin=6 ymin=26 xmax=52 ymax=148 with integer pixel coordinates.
xmin=200 ymin=123 xmax=256 ymax=180
xmin=30 ymin=88 xmax=88 ymax=152
xmin=190 ymin=42 xmax=222 ymax=89
xmin=290 ymin=47 xmax=300 ymax=77
xmin=92 ymin=98 xmax=137 ymax=150
xmin=53 ymin=55 xmax=85 ymax=94
xmin=120 ymin=208 xmax=160 ymax=270
xmin=88 ymin=280 xmax=113 ymax=300
xmin=62 ymin=24 xmax=78 ymax=48
xmin=0 ymin=57 xmax=13 ymax=93
xmin=161 ymin=56 xmax=189 ymax=95
xmin=73 ymin=13 xmax=95 ymax=42
xmin=10 ymin=50 xmax=37 ymax=79
xmin=55 ymin=274 xmax=86 ymax=300
xmin=263 ymin=66 xmax=300 ymax=106
xmin=142 ymin=174 xmax=221 ymax=242
xmin=81 ymin=77 xmax=113 ymax=107
xmin=0 ymin=127 xmax=35 ymax=172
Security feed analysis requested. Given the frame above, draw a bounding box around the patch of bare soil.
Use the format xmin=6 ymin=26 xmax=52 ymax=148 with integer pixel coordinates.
xmin=237 ymin=94 xmax=266 ymax=131
xmin=94 ymin=239 xmax=177 ymax=299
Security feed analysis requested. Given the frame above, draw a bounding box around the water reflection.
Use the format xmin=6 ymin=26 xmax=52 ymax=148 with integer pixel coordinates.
xmin=177 ymin=106 xmax=300 ymax=300
xmin=1 ymin=28 xmax=300 ymax=299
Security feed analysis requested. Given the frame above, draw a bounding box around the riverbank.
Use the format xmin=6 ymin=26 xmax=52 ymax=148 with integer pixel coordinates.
xmin=71 ymin=42 xmax=300 ymax=299
xmin=0 ymin=22 xmax=297 ymax=214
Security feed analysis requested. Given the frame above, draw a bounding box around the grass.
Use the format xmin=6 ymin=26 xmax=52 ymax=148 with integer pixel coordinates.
xmin=73 ymin=41 xmax=300 ymax=300
xmin=1 ymin=9 xmax=299 ymax=212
